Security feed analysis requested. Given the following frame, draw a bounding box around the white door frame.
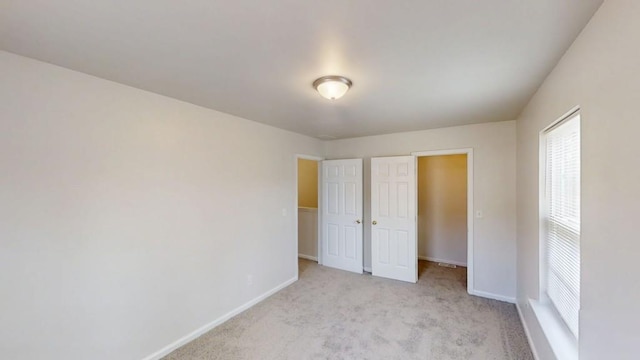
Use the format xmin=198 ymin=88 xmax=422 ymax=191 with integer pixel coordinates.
xmin=294 ymin=154 xmax=324 ymax=279
xmin=411 ymin=148 xmax=474 ymax=294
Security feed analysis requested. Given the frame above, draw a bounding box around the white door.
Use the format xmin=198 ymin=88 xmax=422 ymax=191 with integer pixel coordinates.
xmin=371 ymin=156 xmax=417 ymax=283
xmin=321 ymin=159 xmax=363 ymax=274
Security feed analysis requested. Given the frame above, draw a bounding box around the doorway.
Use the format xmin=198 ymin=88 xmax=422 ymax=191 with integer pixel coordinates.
xmin=412 ymin=149 xmax=474 ymax=293
xmin=418 ymin=154 xmax=468 ymax=266
xmin=296 ymin=156 xmax=321 ymax=265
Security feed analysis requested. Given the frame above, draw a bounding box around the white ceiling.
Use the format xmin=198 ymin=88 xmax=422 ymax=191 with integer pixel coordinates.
xmin=1 ymin=0 xmax=602 ymax=139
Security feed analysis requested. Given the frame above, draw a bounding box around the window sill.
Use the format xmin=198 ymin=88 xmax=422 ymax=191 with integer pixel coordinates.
xmin=529 ymin=299 xmax=578 ymax=360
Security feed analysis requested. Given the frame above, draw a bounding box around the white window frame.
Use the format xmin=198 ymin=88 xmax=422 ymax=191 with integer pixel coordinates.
xmin=533 ymin=106 xmax=581 ymax=360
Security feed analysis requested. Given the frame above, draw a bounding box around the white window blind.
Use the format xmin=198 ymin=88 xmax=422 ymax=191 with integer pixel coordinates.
xmin=543 ymin=112 xmax=581 ymax=339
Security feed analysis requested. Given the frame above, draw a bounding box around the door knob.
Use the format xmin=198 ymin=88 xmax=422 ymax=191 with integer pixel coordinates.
xmin=372 ymin=220 xmax=377 ymax=225
xmin=356 ymin=219 xmax=361 ymax=224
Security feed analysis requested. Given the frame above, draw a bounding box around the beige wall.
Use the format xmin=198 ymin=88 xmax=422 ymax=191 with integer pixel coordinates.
xmin=418 ymin=155 xmax=467 ymax=265
xmin=297 ymin=159 xmax=318 ymax=208
xmin=516 ymin=1 xmax=639 ymax=359
xmin=0 ymin=51 xmax=324 ymax=360
xmin=325 ymin=121 xmax=516 ymax=301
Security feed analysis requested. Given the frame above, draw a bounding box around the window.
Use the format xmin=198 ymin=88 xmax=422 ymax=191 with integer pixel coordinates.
xmin=541 ymin=110 xmax=581 ymax=340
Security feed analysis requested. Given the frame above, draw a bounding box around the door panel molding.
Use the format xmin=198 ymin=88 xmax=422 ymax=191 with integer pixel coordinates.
xmin=371 ymin=156 xmax=417 ymax=283
xmin=320 ymin=159 xmax=363 ymax=274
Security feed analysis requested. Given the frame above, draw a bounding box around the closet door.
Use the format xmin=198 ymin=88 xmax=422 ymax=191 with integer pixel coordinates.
xmin=371 ymin=156 xmax=417 ymax=283
xmin=320 ymin=159 xmax=363 ymax=274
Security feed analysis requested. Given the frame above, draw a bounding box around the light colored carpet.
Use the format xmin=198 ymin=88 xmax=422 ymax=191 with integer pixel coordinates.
xmin=163 ymin=259 xmax=533 ymax=360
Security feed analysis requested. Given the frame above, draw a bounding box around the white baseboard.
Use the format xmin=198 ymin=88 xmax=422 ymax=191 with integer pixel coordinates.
xmin=516 ymin=302 xmax=541 ymax=360
xmin=142 ymin=276 xmax=298 ymax=360
xmin=363 ymin=266 xmax=372 ymax=273
xmin=298 ymin=254 xmax=318 ymax=262
xmin=468 ymin=289 xmax=516 ymax=304
xmin=418 ymin=255 xmax=467 ymax=267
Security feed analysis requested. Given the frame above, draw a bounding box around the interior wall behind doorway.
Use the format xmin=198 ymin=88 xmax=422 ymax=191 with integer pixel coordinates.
xmin=297 ymin=159 xmax=318 ymax=208
xmin=418 ymin=155 xmax=468 ymax=266
xmin=297 ymin=158 xmax=318 ymax=260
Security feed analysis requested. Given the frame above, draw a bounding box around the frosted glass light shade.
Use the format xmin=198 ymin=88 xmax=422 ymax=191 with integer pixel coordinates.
xmin=313 ymin=76 xmax=352 ymax=100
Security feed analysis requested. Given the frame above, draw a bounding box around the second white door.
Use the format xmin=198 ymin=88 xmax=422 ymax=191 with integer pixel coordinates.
xmin=321 ymin=159 xmax=363 ymax=274
xmin=371 ymin=156 xmax=417 ymax=283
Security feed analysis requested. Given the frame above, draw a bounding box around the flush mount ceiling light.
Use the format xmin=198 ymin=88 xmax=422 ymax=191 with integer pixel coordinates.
xmin=313 ymin=75 xmax=352 ymax=100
